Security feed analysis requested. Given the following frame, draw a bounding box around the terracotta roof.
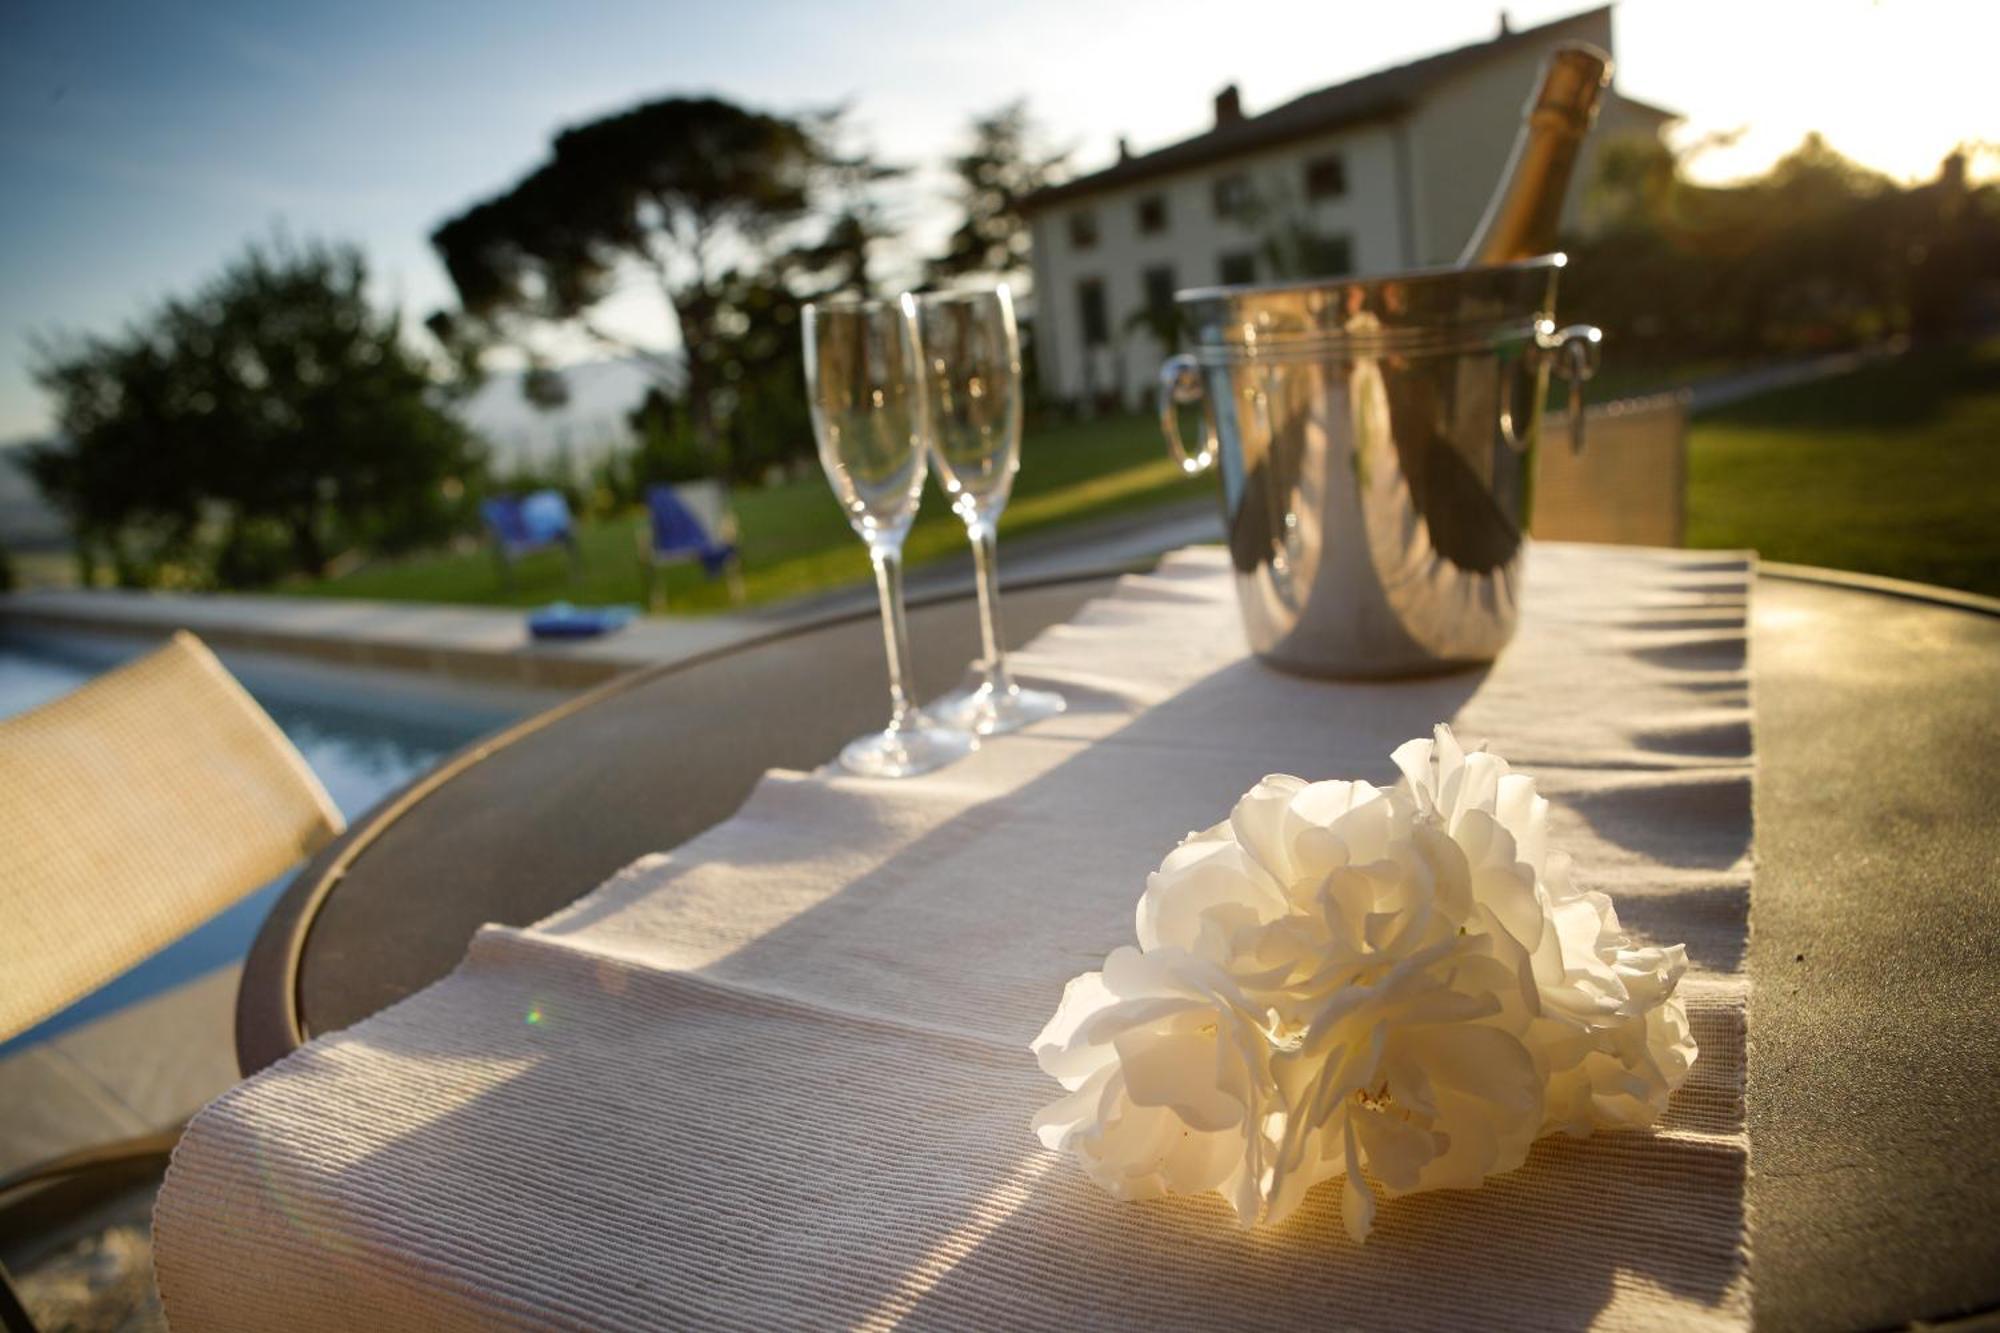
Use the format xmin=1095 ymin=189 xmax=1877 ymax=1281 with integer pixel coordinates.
xmin=1023 ymin=6 xmax=1631 ymax=213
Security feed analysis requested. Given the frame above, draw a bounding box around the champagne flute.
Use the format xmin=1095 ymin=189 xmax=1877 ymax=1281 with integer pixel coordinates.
xmin=915 ymin=285 xmax=1066 ymax=735
xmin=803 ymin=295 xmax=975 ymax=778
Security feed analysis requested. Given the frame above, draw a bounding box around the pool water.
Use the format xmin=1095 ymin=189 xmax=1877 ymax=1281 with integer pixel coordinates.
xmin=0 ymin=633 xmax=544 ymax=1054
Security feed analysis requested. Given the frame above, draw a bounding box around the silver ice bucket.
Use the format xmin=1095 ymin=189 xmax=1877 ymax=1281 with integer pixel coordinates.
xmin=1159 ymin=253 xmax=1600 ymax=678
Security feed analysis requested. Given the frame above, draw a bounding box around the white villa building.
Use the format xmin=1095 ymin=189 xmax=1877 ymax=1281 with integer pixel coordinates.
xmin=1022 ymin=6 xmax=1674 ymax=408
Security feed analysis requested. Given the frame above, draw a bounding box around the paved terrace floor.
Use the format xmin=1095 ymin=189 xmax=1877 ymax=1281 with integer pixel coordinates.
xmin=0 ymin=583 xmax=761 ymax=690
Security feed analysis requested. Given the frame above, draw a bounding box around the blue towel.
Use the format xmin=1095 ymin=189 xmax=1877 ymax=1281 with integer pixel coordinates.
xmin=527 ymin=603 xmax=636 ymax=640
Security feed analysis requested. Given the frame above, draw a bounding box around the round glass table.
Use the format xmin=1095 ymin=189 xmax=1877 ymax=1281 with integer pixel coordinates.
xmin=236 ymin=562 xmax=2000 ymax=1332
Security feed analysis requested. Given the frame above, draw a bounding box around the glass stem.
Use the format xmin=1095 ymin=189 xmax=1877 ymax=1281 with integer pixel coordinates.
xmin=969 ymin=519 xmax=1014 ymax=695
xmin=871 ymin=542 xmax=919 ymax=730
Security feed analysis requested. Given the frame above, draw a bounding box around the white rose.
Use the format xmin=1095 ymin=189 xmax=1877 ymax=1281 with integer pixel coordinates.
xmin=1031 ymin=727 xmax=1697 ymax=1242
xmin=1392 ymin=727 xmax=1699 ymax=1135
xmin=1031 ymin=945 xmax=1280 ymax=1224
xmin=1240 ymin=802 xmax=1547 ymax=1239
xmin=1531 ymin=885 xmax=1697 ymax=1135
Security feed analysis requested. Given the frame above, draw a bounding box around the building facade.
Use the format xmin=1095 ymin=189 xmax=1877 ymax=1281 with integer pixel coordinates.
xmin=1023 ymin=6 xmax=1673 ymax=408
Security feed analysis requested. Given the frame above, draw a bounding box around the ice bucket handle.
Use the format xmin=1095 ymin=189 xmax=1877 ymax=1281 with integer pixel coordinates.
xmin=1157 ymin=353 xmax=1218 ymax=475
xmin=1540 ymin=321 xmax=1602 ymax=455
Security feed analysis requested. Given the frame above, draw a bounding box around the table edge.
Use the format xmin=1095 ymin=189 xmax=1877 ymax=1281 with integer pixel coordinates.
xmin=1758 ymin=560 xmax=2000 ymax=618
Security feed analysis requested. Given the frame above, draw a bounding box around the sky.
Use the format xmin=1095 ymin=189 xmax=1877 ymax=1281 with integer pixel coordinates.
xmin=2 ymin=0 xmax=1994 ymax=442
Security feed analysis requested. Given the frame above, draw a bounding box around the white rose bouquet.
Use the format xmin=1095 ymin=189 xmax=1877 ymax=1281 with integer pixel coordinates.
xmin=1031 ymin=726 xmax=1697 ymax=1241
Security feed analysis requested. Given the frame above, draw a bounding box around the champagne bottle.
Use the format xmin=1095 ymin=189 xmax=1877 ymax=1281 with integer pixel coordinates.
xmin=1457 ymin=42 xmax=1614 ymax=267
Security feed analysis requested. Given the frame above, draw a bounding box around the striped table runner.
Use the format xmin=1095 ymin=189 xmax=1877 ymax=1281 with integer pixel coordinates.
xmin=155 ymin=543 xmax=1753 ymax=1330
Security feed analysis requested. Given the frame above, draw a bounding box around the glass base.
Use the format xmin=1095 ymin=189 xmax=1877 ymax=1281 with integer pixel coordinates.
xmin=836 ymin=720 xmax=976 ymax=778
xmin=929 ymin=678 xmax=1067 ymax=737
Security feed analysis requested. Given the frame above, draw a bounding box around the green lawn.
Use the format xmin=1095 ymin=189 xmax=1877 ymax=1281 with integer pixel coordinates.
xmin=292 ymin=341 xmax=2000 ymax=612
xmin=1685 ymin=340 xmax=2000 ymax=597
xmin=295 ymin=412 xmax=1193 ymax=612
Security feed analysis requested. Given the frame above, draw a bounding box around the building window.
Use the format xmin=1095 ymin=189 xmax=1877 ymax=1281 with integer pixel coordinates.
xmin=1068 ymin=209 xmax=1099 ymax=251
xmin=1298 ymin=233 xmax=1354 ymax=278
xmin=1077 ymin=278 xmax=1110 ymax=346
xmin=1136 ymin=194 xmax=1168 ymax=235
xmin=1212 ymin=173 xmax=1251 ymax=220
xmin=1304 ymin=152 xmax=1348 ymax=200
xmin=1141 ymin=264 xmax=1177 ymax=329
xmin=1217 ymin=251 xmax=1256 ymax=286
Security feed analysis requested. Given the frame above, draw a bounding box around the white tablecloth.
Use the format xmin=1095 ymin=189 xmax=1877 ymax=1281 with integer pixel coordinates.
xmin=155 ymin=543 xmax=1753 ymax=1330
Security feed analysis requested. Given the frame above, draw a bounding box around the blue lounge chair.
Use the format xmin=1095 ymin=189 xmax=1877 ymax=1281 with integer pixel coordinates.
xmin=482 ymin=489 xmax=579 ymax=588
xmin=639 ymin=481 xmax=743 ymax=609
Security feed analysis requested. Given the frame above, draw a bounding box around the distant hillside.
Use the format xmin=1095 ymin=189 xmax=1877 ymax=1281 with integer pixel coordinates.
xmin=0 ymin=442 xmax=66 ymax=549
xmin=457 ymin=356 xmax=676 ymax=478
